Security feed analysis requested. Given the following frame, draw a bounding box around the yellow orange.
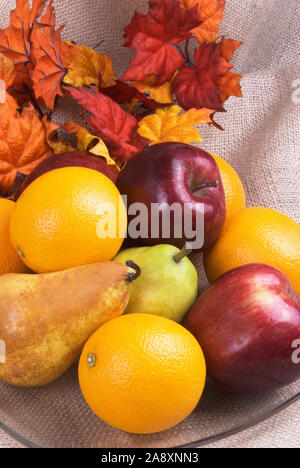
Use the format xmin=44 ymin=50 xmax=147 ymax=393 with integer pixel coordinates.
xmin=210 ymin=153 xmax=246 ymax=224
xmin=78 ymin=314 xmax=206 ymax=434
xmin=204 ymin=207 xmax=300 ymax=296
xmin=10 ymin=167 xmax=127 ymax=273
xmin=0 ymin=199 xmax=28 ymax=276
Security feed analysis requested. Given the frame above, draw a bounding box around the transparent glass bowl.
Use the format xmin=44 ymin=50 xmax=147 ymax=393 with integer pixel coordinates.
xmin=0 ymin=364 xmax=299 ymax=448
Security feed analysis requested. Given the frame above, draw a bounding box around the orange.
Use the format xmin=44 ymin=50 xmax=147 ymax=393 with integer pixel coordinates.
xmin=0 ymin=199 xmax=28 ymax=276
xmin=210 ymin=153 xmax=246 ymax=224
xmin=78 ymin=314 xmax=206 ymax=434
xmin=204 ymin=207 xmax=300 ymax=296
xmin=10 ymin=167 xmax=127 ymax=273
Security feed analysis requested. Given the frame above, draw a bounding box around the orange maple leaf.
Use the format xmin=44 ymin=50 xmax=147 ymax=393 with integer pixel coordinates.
xmin=0 ymin=102 xmax=53 ymax=192
xmin=138 ymin=105 xmax=213 ymax=145
xmin=0 ymin=53 xmax=16 ymax=89
xmin=30 ymin=2 xmax=70 ymax=110
xmin=0 ymin=0 xmax=48 ymax=90
xmin=62 ymin=43 xmax=116 ymax=89
xmin=180 ymin=0 xmax=225 ymax=43
xmin=214 ymin=37 xmax=243 ymax=102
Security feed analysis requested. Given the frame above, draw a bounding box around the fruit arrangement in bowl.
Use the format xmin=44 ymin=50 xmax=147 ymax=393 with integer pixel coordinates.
xmin=0 ymin=0 xmax=299 ymax=443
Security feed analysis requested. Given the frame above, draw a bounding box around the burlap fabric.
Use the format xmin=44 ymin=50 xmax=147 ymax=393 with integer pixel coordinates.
xmin=0 ymin=0 xmax=299 ymax=448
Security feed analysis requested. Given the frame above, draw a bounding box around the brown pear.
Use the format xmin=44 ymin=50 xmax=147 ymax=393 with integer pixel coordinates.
xmin=0 ymin=261 xmax=138 ymax=387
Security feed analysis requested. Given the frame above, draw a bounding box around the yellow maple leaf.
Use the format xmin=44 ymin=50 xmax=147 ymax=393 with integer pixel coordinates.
xmin=180 ymin=0 xmax=225 ymax=43
xmin=62 ymin=43 xmax=116 ymax=89
xmin=132 ymin=76 xmax=173 ymax=104
xmin=63 ymin=122 xmax=120 ymax=172
xmin=138 ymin=105 xmax=213 ymax=145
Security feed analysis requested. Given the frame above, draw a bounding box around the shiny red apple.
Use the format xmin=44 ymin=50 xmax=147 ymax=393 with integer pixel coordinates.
xmin=16 ymin=151 xmax=118 ymax=200
xmin=184 ymin=263 xmax=300 ymax=393
xmin=117 ymin=142 xmax=226 ymax=250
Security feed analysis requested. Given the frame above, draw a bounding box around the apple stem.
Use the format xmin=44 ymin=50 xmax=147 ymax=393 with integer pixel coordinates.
xmin=126 ymin=260 xmax=142 ymax=282
xmin=193 ymin=180 xmax=219 ymax=193
xmin=174 ymin=247 xmax=193 ymax=263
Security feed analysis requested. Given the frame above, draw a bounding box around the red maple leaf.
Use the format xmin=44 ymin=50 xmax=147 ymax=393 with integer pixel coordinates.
xmin=172 ymin=40 xmax=242 ymax=111
xmin=122 ymin=33 xmax=184 ymax=86
xmin=68 ymin=87 xmax=149 ymax=163
xmin=124 ymin=0 xmax=201 ymax=46
xmin=99 ymin=77 xmax=161 ymax=112
xmin=123 ymin=0 xmax=201 ymax=85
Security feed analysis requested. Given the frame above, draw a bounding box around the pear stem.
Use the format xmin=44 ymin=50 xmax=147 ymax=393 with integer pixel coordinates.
xmin=126 ymin=260 xmax=141 ymax=282
xmin=193 ymin=180 xmax=219 ymax=193
xmin=174 ymin=247 xmax=193 ymax=263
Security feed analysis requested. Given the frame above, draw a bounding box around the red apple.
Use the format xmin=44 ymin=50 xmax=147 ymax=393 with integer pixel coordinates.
xmin=184 ymin=264 xmax=300 ymax=393
xmin=117 ymin=142 xmax=226 ymax=250
xmin=16 ymin=151 xmax=118 ymax=200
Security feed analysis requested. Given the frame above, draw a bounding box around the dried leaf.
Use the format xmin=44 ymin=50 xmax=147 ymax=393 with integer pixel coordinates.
xmin=99 ymin=79 xmax=161 ymax=112
xmin=122 ymin=33 xmax=184 ymax=86
xmin=0 ymin=103 xmax=53 ymax=192
xmin=124 ymin=0 xmax=201 ymax=46
xmin=68 ymin=87 xmax=149 ymax=163
xmin=172 ymin=40 xmax=242 ymax=111
xmin=138 ymin=105 xmax=212 ymax=145
xmin=132 ymin=76 xmax=174 ymax=104
xmin=30 ymin=4 xmax=69 ymax=110
xmin=180 ymin=0 xmax=225 ymax=43
xmin=42 ymin=116 xmax=76 ymax=154
xmin=123 ymin=0 xmax=202 ymax=85
xmin=62 ymin=43 xmax=116 ymax=89
xmin=215 ymin=37 xmax=242 ymax=62
xmin=0 ymin=53 xmax=16 ymax=88
xmin=64 ymin=121 xmax=119 ymax=171
xmin=0 ymin=0 xmax=48 ymax=88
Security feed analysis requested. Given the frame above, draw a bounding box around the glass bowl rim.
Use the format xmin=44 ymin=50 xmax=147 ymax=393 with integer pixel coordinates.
xmin=1 ymin=390 xmax=299 ymax=448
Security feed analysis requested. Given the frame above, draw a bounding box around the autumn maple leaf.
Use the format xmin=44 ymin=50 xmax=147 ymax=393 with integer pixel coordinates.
xmin=30 ymin=2 xmax=70 ymax=111
xmin=138 ymin=105 xmax=213 ymax=145
xmin=42 ymin=116 xmax=76 ymax=154
xmin=0 ymin=54 xmax=16 ymax=89
xmin=68 ymin=87 xmax=149 ymax=163
xmin=124 ymin=0 xmax=201 ymax=46
xmin=123 ymin=0 xmax=201 ymax=85
xmin=131 ymin=76 xmax=174 ymax=105
xmin=172 ymin=40 xmax=242 ymax=111
xmin=30 ymin=2 xmax=120 ymax=111
xmin=0 ymin=102 xmax=53 ymax=192
xmin=133 ymin=79 xmax=173 ymax=105
xmin=123 ymin=33 xmax=184 ymax=86
xmin=99 ymin=78 xmax=162 ymax=113
xmin=0 ymin=0 xmax=48 ymax=91
xmin=180 ymin=0 xmax=226 ymax=43
xmin=62 ymin=44 xmax=116 ymax=89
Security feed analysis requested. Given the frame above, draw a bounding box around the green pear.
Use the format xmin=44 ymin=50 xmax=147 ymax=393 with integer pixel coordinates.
xmin=114 ymin=245 xmax=198 ymax=323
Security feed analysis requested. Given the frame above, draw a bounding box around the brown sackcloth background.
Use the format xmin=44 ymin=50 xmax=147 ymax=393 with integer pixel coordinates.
xmin=0 ymin=0 xmax=299 ymax=448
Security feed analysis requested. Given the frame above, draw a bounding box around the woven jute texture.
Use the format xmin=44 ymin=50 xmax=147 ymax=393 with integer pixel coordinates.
xmin=0 ymin=0 xmax=299 ymax=448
